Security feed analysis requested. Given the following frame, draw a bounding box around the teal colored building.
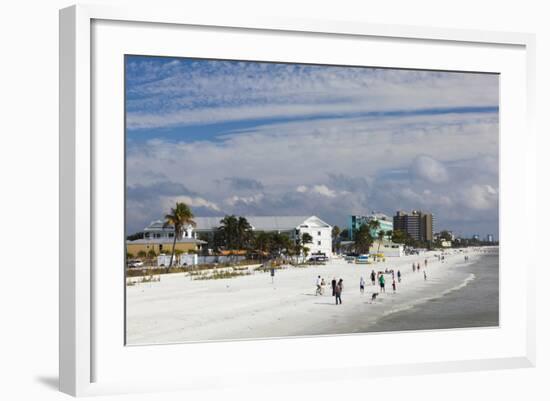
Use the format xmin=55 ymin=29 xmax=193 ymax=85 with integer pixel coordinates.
xmin=349 ymin=213 xmax=393 ymax=240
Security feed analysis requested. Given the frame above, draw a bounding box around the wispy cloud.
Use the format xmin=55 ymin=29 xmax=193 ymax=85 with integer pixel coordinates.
xmin=126 ymin=57 xmax=498 ymax=130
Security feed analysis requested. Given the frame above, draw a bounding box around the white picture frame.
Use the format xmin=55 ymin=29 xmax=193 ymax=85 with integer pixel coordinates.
xmin=59 ymin=4 xmax=536 ymax=397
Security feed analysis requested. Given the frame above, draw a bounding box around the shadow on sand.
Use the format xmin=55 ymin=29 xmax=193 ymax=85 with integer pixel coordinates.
xmin=35 ymin=376 xmax=58 ymax=391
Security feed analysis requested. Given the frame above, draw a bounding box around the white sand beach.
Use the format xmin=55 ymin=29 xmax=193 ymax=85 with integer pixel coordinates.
xmin=126 ymin=248 xmax=494 ymax=345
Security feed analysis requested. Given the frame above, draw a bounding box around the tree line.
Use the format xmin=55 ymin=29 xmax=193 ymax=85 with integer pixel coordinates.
xmin=161 ymin=202 xmax=316 ymax=268
xmin=208 ymin=214 xmax=314 ymax=261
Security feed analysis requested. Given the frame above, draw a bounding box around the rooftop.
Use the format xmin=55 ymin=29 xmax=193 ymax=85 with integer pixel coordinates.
xmin=127 ymin=238 xmax=207 ymax=245
xmin=144 ymin=216 xmax=331 ymax=233
xmin=193 ymin=216 xmax=330 ymax=231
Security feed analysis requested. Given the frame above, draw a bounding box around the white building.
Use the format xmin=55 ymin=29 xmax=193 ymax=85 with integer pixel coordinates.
xmin=369 ymin=239 xmax=404 ymax=257
xmin=143 ymin=220 xmax=197 ymax=240
xmin=142 ymin=215 xmax=333 ymax=259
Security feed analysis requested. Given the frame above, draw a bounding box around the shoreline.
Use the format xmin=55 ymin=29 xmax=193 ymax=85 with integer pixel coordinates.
xmin=126 ymin=247 xmax=497 ymax=344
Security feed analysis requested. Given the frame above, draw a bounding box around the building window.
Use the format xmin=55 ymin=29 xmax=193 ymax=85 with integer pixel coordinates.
xmin=159 ymin=244 xmax=163 ymax=251
xmin=317 ymin=241 xmax=321 ymax=246
xmin=168 ymin=233 xmax=174 ymax=238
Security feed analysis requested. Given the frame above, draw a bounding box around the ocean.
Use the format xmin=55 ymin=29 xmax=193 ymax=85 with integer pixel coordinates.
xmin=367 ymin=252 xmax=499 ymax=332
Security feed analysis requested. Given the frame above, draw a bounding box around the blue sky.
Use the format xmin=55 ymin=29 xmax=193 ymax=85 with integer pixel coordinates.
xmin=125 ymin=55 xmax=499 ymax=238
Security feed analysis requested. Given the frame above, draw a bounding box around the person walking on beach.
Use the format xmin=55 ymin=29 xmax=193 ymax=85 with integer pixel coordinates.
xmin=335 ymin=279 xmax=343 ymax=305
xmin=379 ymin=274 xmax=386 ymax=293
xmin=424 ymin=270 xmax=427 ymax=281
xmin=397 ymin=270 xmax=402 ymax=283
xmin=360 ymin=276 xmax=365 ymax=294
xmin=315 ymin=275 xmax=322 ymax=296
xmin=320 ymin=278 xmax=326 ymax=295
xmin=424 ymin=259 xmax=428 ymax=267
xmin=331 ymin=277 xmax=337 ymax=296
xmin=417 ymin=262 xmax=421 ymax=272
xmin=370 ymin=270 xmax=376 ymax=286
xmin=412 ymin=263 xmax=416 ymax=273
xmin=392 ymin=278 xmax=397 ymax=293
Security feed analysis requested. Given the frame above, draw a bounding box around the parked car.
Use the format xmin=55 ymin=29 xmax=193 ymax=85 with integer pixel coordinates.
xmin=127 ymin=259 xmax=144 ymax=268
xmin=355 ymin=254 xmax=369 ymax=264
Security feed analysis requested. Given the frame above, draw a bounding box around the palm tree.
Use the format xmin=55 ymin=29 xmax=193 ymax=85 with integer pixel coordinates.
xmin=354 ymin=224 xmax=373 ymax=254
xmin=302 ymin=246 xmax=310 ymax=261
xmin=271 ymin=233 xmax=292 ymax=261
xmin=293 ymin=232 xmax=313 ymax=263
xmin=364 ymin=220 xmax=381 ymax=258
xmin=391 ymin=229 xmax=407 ymax=244
xmin=236 ymin=216 xmax=253 ymax=250
xmin=218 ymin=215 xmax=239 ymax=250
xmin=376 ymin=230 xmax=386 ymax=254
xmin=332 ymin=225 xmax=341 ymax=254
xmin=164 ymin=202 xmax=196 ymax=269
xmin=301 ymin=232 xmax=313 ymax=261
xmin=255 ymin=232 xmax=272 ymax=258
xmin=368 ymin=219 xmax=381 ymax=237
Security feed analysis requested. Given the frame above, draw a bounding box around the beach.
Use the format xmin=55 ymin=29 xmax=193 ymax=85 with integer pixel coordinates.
xmin=126 ymin=247 xmax=498 ymax=345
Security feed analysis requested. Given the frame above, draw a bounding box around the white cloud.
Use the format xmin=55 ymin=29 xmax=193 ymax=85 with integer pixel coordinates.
xmin=161 ymin=195 xmax=221 ymax=212
xmin=486 ymin=185 xmax=498 ymax=195
xmin=461 ymin=184 xmax=499 ymax=210
xmin=295 ymin=184 xmax=344 ymax=198
xmin=225 ymin=194 xmax=264 ymax=206
xmin=411 ymin=155 xmax=449 ymax=184
xmin=126 ymin=111 xmax=498 ymax=197
xmin=312 ymin=185 xmax=337 ymax=198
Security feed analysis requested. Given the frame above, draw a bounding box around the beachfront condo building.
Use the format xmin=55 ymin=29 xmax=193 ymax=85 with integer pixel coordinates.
xmin=137 ymin=215 xmax=333 ymax=259
xmin=127 ymin=220 xmax=207 ymax=255
xmin=348 ymin=212 xmax=393 ymax=240
xmin=393 ymin=210 xmax=434 ymax=242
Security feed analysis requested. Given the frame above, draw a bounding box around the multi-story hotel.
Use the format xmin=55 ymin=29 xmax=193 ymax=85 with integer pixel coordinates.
xmin=393 ymin=210 xmax=434 ymax=242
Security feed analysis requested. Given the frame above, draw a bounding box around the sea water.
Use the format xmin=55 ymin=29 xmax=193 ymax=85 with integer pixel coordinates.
xmin=367 ymin=252 xmax=499 ymax=332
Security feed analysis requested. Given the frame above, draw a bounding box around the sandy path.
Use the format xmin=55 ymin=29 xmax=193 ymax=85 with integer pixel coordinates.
xmin=126 ymin=249 xmax=482 ymax=344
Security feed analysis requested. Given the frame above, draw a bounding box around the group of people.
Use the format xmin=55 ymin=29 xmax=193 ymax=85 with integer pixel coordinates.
xmin=315 ymin=256 xmax=436 ymax=305
xmin=412 ymin=260 xmax=428 ymax=281
xmin=370 ymin=271 xmax=397 ymax=294
xmin=315 ymin=276 xmax=344 ymax=305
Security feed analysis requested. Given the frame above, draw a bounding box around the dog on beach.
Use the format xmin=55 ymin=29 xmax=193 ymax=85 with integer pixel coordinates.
xmin=371 ymin=292 xmax=379 ymax=302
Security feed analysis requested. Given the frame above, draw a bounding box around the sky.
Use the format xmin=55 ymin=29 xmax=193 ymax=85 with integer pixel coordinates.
xmin=125 ymin=55 xmax=499 ymax=239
